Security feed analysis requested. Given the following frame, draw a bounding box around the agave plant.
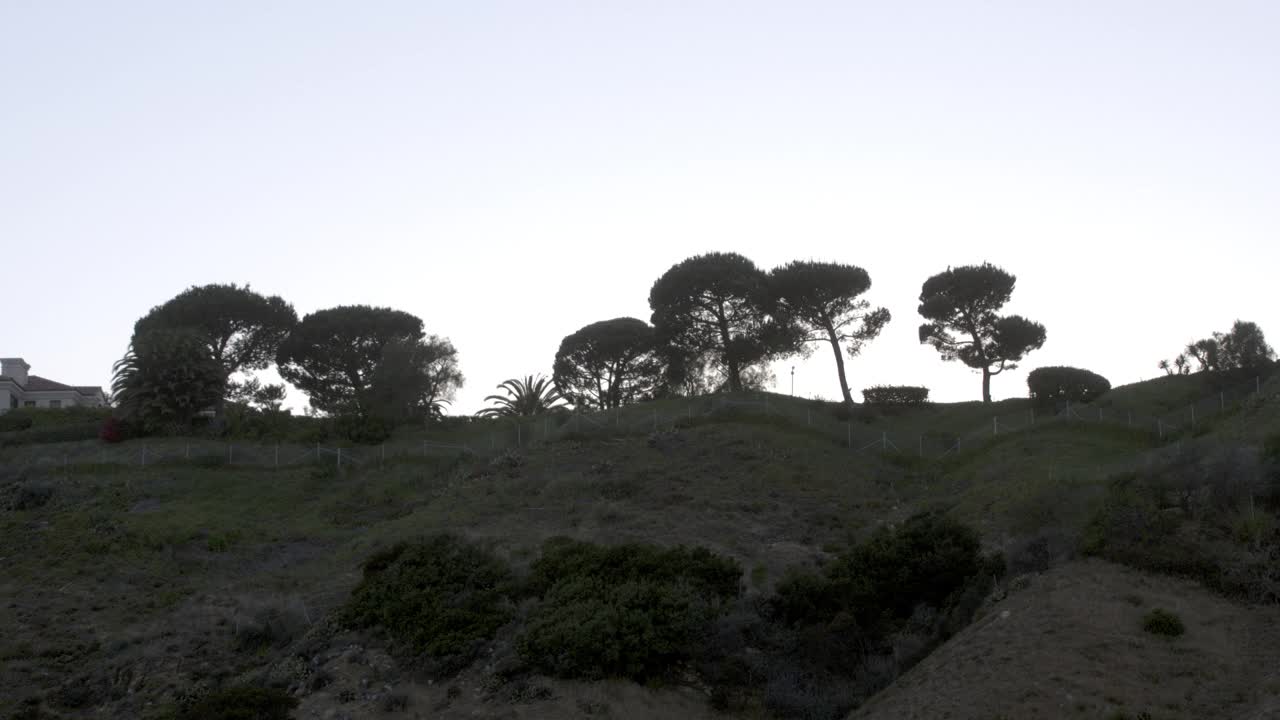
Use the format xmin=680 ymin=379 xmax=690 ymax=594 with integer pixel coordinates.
xmin=477 ymin=375 xmax=566 ymax=418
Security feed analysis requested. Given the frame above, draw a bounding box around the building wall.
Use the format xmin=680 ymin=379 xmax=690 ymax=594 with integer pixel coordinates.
xmin=19 ymin=391 xmax=97 ymax=409
xmin=0 ymin=387 xmax=11 ymax=414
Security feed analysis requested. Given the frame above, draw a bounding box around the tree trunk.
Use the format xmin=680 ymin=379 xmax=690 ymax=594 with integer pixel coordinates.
xmin=716 ymin=309 xmax=741 ymax=393
xmin=828 ymin=328 xmax=854 ymax=404
xmin=982 ymin=367 xmax=992 ymax=403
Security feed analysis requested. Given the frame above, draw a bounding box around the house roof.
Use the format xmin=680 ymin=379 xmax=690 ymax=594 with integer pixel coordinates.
xmin=25 ymin=376 xmax=105 ymax=395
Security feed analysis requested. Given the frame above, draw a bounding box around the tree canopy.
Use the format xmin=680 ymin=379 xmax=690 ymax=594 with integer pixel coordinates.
xmin=553 ymin=317 xmax=666 ymax=410
xmin=1162 ymin=320 xmax=1275 ymax=374
xmin=771 ymin=260 xmax=891 ymax=404
xmin=366 ymin=337 xmax=464 ymax=422
xmin=649 ymin=252 xmax=798 ymax=393
xmin=275 ymin=305 xmax=426 ymax=415
xmin=134 ymin=283 xmax=297 ymax=383
xmin=917 ymin=263 xmax=1046 ymax=402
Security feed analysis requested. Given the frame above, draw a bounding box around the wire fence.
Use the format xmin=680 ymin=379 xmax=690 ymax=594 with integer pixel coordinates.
xmin=1 ymin=373 xmax=1273 ymax=475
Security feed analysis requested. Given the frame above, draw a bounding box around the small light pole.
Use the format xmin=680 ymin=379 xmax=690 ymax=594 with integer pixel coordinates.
xmin=790 ymin=366 xmax=795 ymax=396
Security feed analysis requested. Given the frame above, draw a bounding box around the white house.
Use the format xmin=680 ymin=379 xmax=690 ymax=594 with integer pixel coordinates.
xmin=0 ymin=358 xmax=108 ymax=413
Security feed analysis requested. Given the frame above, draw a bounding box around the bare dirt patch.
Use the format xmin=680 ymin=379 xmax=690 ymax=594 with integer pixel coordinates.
xmin=851 ymin=559 xmax=1280 ymax=720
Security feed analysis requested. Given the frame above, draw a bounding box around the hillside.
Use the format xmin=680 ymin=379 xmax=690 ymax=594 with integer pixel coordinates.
xmin=0 ymin=371 xmax=1277 ymax=719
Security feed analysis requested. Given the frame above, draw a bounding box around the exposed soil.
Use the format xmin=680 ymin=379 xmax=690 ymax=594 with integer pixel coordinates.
xmin=851 ymin=559 xmax=1280 ymax=720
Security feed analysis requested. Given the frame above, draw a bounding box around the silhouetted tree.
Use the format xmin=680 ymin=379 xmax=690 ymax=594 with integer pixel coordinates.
xmin=275 ymin=305 xmax=425 ymax=416
xmin=226 ymin=377 xmax=288 ymax=412
xmin=366 ymin=337 xmax=464 ymax=422
xmin=111 ymin=328 xmax=225 ymax=430
xmin=1162 ymin=320 xmax=1275 ymax=374
xmin=649 ymin=252 xmax=799 ymax=393
xmin=478 ymin=375 xmax=566 ymax=417
xmin=553 ymin=318 xmax=665 ymax=410
xmin=771 ymin=260 xmax=891 ymax=404
xmin=918 ymin=263 xmax=1047 ymax=403
xmin=1158 ymin=356 xmax=1191 ymax=376
xmin=134 ymin=283 xmax=297 ymax=395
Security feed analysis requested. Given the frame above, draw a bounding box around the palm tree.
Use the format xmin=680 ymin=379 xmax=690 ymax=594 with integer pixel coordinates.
xmin=112 ymin=328 xmax=226 ymax=429
xmin=477 ymin=375 xmax=566 ymax=417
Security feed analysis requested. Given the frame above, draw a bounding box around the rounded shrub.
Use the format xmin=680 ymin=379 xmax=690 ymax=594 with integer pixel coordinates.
xmin=1142 ymin=608 xmax=1185 ymax=637
xmin=342 ymin=534 xmax=515 ymax=661
xmin=1027 ymin=366 xmax=1111 ymax=405
xmin=518 ymin=538 xmax=742 ymax=681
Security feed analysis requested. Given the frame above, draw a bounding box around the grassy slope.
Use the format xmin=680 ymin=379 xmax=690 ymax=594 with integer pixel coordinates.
xmin=1 ymin=371 xmax=1277 ymax=717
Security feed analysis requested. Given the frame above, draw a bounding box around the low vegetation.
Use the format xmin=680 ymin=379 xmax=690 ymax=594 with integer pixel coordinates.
xmin=341 ymin=534 xmax=516 ymax=670
xmin=1141 ymin=608 xmax=1186 ymax=637
xmin=519 ymin=539 xmax=742 ymax=681
xmin=174 ymin=686 xmax=298 ymax=720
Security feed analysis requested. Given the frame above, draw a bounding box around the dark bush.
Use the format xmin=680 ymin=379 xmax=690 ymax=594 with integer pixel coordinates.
xmin=1027 ymin=366 xmax=1111 ymax=405
xmin=342 ymin=534 xmax=514 ymax=665
xmin=861 ymin=385 xmax=929 ymax=405
xmin=773 ymin=512 xmax=992 ymax=634
xmin=526 ymin=537 xmax=742 ymax=598
xmin=1142 ymin=608 xmax=1185 ymax=637
xmin=333 ymin=414 xmax=394 ymax=445
xmin=0 ymin=414 xmax=34 ymax=432
xmin=518 ymin=538 xmax=742 ymax=681
xmin=178 ymin=685 xmax=298 ymax=720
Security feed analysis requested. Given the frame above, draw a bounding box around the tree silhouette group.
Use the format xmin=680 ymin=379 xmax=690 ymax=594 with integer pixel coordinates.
xmin=112 ymin=255 xmax=1273 ymax=430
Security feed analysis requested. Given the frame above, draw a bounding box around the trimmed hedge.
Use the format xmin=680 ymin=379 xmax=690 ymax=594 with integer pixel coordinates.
xmin=0 ymin=414 xmax=34 ymax=432
xmin=861 ymin=385 xmax=930 ymax=405
xmin=1027 ymin=366 xmax=1111 ymax=404
xmin=0 ymin=423 xmax=102 ymax=448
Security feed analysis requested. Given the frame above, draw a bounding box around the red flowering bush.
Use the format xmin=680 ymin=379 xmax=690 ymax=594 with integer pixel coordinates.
xmin=99 ymin=417 xmax=130 ymax=444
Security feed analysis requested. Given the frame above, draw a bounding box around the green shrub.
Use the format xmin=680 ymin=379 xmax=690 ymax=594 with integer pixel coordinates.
xmin=773 ymin=512 xmax=995 ymax=633
xmin=1142 ymin=608 xmax=1185 ymax=637
xmin=861 ymin=385 xmax=929 ymax=405
xmin=178 ymin=686 xmax=298 ymax=720
xmin=333 ymin=414 xmax=394 ymax=444
xmin=518 ymin=538 xmax=742 ymax=681
xmin=342 ymin=534 xmax=514 ymax=662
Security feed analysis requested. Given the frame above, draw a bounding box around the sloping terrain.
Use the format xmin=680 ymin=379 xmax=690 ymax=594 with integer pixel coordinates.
xmin=0 ymin=371 xmax=1277 ymax=719
xmin=851 ymin=559 xmax=1280 ymax=720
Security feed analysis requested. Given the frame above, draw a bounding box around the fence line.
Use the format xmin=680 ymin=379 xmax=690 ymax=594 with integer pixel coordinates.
xmin=2 ymin=373 xmax=1273 ymax=475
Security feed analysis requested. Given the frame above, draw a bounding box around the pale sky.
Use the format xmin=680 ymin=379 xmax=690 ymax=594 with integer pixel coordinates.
xmin=3 ymin=1 xmax=1277 ymax=414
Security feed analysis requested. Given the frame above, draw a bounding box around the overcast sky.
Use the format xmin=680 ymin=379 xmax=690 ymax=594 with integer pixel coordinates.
xmin=3 ymin=1 xmax=1277 ymax=413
